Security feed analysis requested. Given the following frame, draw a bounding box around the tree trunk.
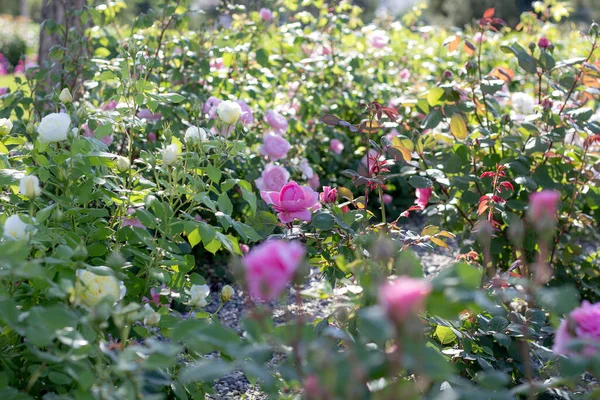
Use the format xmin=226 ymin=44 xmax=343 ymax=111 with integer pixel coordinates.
xmin=20 ymin=0 xmax=28 ymax=17
xmin=37 ymin=0 xmax=86 ymax=96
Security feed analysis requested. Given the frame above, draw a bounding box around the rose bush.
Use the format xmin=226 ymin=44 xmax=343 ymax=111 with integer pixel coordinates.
xmin=0 ymin=0 xmax=599 ymax=399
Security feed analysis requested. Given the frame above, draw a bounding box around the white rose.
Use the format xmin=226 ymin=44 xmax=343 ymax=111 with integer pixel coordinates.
xmin=184 ymin=126 xmax=208 ymax=144
xmin=3 ymin=215 xmax=34 ymax=240
xmin=75 ymin=269 xmax=126 ymax=308
xmin=59 ymin=88 xmax=73 ymax=104
xmin=189 ymin=284 xmax=210 ymax=307
xmin=163 ymin=144 xmax=180 ymax=166
xmin=19 ymin=175 xmax=41 ymax=199
xmin=0 ymin=118 xmax=13 ymax=135
xmin=216 ymin=100 xmax=242 ymax=124
xmin=143 ymin=303 xmax=161 ymax=326
xmin=511 ymin=92 xmax=535 ymax=116
xmin=116 ymin=156 xmax=131 ymax=172
xmin=38 ymin=113 xmax=71 ymax=143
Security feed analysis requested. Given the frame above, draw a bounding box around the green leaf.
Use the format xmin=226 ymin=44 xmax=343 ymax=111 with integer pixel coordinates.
xmin=256 ymin=48 xmax=269 ymax=67
xmin=240 ymin=186 xmax=257 ymax=215
xmin=435 ymin=325 xmax=456 ymax=344
xmin=488 ymin=316 xmax=509 ymax=333
xmin=205 ymin=164 xmax=222 ymax=183
xmin=427 ymin=87 xmax=445 ymax=106
xmin=217 ymin=193 xmax=233 ymax=215
xmin=408 ymin=175 xmax=433 ymax=189
xmin=161 ymin=93 xmax=186 ymax=103
xmin=179 ymin=360 xmax=234 ymax=383
xmin=313 ymin=212 xmax=335 ymax=230
xmin=95 ymin=123 xmax=113 ymax=138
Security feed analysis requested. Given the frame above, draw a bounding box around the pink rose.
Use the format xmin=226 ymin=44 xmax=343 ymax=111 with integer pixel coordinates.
xmin=256 ymin=163 xmax=290 ymax=192
xmin=137 ymin=108 xmax=162 ymax=121
xmin=554 ymin=301 xmax=600 ymax=356
xmin=148 ymin=132 xmax=157 ymax=142
xmin=265 ymin=110 xmax=288 ymax=135
xmin=368 ymin=30 xmax=389 ymax=49
xmin=415 ymin=187 xmax=433 ymax=210
xmin=259 ymin=8 xmax=273 ymax=21
xmin=538 ymin=37 xmax=551 ymax=50
xmin=240 ymin=244 xmax=250 ymax=254
xmin=260 ymin=133 xmax=291 ymax=161
xmin=121 ymin=208 xmax=145 ymax=229
xmin=330 ymin=139 xmax=344 ymax=154
xmin=528 ymin=190 xmax=560 ymax=221
xmin=399 ymin=68 xmax=411 ymax=82
xmin=308 ymin=175 xmax=320 ymax=190
xmin=0 ymin=87 xmax=7 ymax=95
xmin=101 ymin=135 xmax=114 ymax=146
xmin=236 ymin=100 xmax=254 ymax=125
xmin=383 ymin=194 xmax=393 ymax=205
xmin=203 ymin=96 xmax=222 ymax=119
xmin=473 ymin=32 xmax=486 ymax=43
xmin=81 ymin=123 xmax=94 ymax=138
xmin=299 ymin=158 xmax=314 ymax=179
xmin=320 ymin=186 xmax=337 ymax=204
xmin=261 ymin=181 xmax=321 ymax=223
xmin=102 ymin=100 xmax=117 ymax=110
xmin=379 ymin=276 xmax=432 ymax=322
xmin=243 ymin=240 xmax=305 ymax=300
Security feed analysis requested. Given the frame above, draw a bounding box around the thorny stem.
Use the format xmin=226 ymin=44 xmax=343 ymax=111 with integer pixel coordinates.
xmin=477 ymin=28 xmax=491 ymax=131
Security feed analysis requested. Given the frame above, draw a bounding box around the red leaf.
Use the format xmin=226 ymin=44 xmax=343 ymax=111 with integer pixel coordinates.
xmin=483 ymin=8 xmax=495 ymax=19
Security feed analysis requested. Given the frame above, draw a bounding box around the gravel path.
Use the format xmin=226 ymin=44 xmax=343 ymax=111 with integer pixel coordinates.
xmin=203 ymin=228 xmax=459 ymax=399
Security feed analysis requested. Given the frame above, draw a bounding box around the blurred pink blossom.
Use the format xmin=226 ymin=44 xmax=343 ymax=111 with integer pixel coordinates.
xmin=415 ymin=188 xmax=433 ymax=210
xmin=259 ymin=8 xmax=273 ymax=21
xmin=137 ymin=108 xmax=162 ymax=121
xmin=330 ymin=139 xmax=344 ymax=154
xmin=553 ymin=301 xmax=600 ymax=356
xmin=260 ymin=133 xmax=291 ymax=161
xmin=265 ymin=110 xmax=288 ymax=135
xmin=379 ymin=276 xmax=431 ymax=322
xmin=243 ymin=240 xmax=305 ymax=300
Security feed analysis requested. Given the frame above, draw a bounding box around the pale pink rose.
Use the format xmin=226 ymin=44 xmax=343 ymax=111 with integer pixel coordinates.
xmin=259 ymin=8 xmax=273 ymax=21
xmin=415 ymin=187 xmax=433 ymax=210
xmin=236 ymin=100 xmax=254 ymax=125
xmin=137 ymin=108 xmax=162 ymax=121
xmin=210 ymin=58 xmax=224 ymax=70
xmin=379 ymin=276 xmax=432 ymax=322
xmin=265 ymin=110 xmax=288 ymax=135
xmin=256 ymin=163 xmax=290 ymax=192
xmin=528 ymin=190 xmax=560 ymax=221
xmin=474 ymin=32 xmax=486 ymax=43
xmin=330 ymin=139 xmax=344 ymax=154
xmin=385 ymin=129 xmax=400 ymax=142
xmin=307 ymin=175 xmax=320 ymax=190
xmin=288 ymin=81 xmax=300 ymax=98
xmin=261 ymin=181 xmax=321 ymax=223
xmin=299 ymin=158 xmax=314 ymax=179
xmin=383 ymin=194 xmax=393 ymax=205
xmin=240 ymin=244 xmax=250 ymax=254
xmin=368 ymin=30 xmax=389 ymax=49
xmin=243 ymin=240 xmax=304 ymax=300
xmin=148 ymin=132 xmax=157 ymax=142
xmin=203 ymin=96 xmax=222 ymax=119
xmin=260 ymin=133 xmax=291 ymax=161
xmin=0 ymin=87 xmax=7 ymax=95
xmin=102 ymin=100 xmax=117 ymax=110
xmin=321 ymin=45 xmax=332 ymax=56
xmin=81 ymin=123 xmax=94 ymax=138
xmin=100 ymin=135 xmax=114 ymax=146
xmin=320 ymin=186 xmax=337 ymax=204
xmin=399 ymin=68 xmax=411 ymax=82
xmin=554 ymin=301 xmax=600 ymax=356
xmin=121 ymin=208 xmax=145 ymax=229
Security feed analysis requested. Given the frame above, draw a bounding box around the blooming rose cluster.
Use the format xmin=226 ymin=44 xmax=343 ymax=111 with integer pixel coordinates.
xmin=553 ymin=301 xmax=600 ymax=356
xmin=261 ymin=181 xmax=321 ymax=223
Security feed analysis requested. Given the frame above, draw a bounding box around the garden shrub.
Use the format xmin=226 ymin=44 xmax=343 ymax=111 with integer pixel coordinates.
xmin=0 ymin=0 xmax=599 ymax=399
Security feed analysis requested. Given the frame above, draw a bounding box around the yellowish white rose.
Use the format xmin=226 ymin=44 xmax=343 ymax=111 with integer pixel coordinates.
xmin=163 ymin=144 xmax=180 ymax=166
xmin=143 ymin=303 xmax=161 ymax=326
xmin=221 ymin=285 xmax=234 ymax=302
xmin=59 ymin=88 xmax=73 ymax=104
xmin=19 ymin=175 xmax=41 ymax=199
xmin=216 ymin=100 xmax=242 ymax=124
xmin=116 ymin=156 xmax=131 ymax=172
xmin=75 ymin=269 xmax=126 ymax=308
xmin=0 ymin=118 xmax=13 ymax=135
xmin=3 ymin=215 xmax=34 ymax=240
